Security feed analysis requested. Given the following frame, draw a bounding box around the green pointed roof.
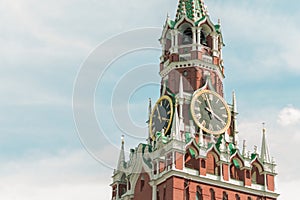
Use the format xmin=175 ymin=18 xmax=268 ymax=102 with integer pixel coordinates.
xmin=175 ymin=0 xmax=208 ymax=22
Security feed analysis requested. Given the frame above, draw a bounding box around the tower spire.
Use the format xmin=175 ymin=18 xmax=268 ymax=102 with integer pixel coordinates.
xmin=261 ymin=123 xmax=271 ymax=163
xmin=175 ymin=0 xmax=209 ymax=22
xmin=171 ymin=100 xmax=181 ymax=141
xmin=117 ymin=135 xmax=126 ymax=171
xmin=232 ymin=91 xmax=239 ymax=146
xmin=179 ymin=75 xmax=185 ymax=133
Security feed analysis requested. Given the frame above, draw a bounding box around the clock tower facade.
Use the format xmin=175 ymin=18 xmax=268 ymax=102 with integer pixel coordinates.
xmin=111 ymin=1 xmax=279 ymax=200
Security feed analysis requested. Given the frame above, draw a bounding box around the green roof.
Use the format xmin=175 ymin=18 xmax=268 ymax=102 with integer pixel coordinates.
xmin=175 ymin=0 xmax=208 ymax=23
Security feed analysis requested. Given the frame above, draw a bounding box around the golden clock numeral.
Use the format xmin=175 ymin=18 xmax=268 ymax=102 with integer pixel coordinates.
xmin=209 ymin=124 xmax=213 ymax=130
xmin=222 ymin=114 xmax=228 ymax=118
xmin=196 ymin=99 xmax=202 ymax=105
xmin=216 ymin=99 xmax=220 ymax=104
xmin=216 ymin=125 xmax=221 ymax=130
xmin=201 ymin=120 xmax=206 ymax=127
xmin=195 ymin=107 xmax=201 ymax=112
xmin=196 ymin=113 xmax=202 ymax=120
xmin=209 ymin=94 xmax=213 ymax=101
xmin=220 ymin=106 xmax=225 ymax=110
xmin=167 ymin=111 xmax=171 ymax=115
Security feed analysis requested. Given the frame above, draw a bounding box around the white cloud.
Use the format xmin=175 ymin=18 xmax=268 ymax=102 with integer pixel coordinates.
xmin=208 ymin=1 xmax=300 ymax=76
xmin=277 ymin=106 xmax=300 ymax=126
xmin=0 ymin=149 xmax=112 ymax=200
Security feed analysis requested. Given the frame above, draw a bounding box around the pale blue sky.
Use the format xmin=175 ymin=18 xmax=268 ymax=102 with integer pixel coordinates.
xmin=1 ymin=0 xmax=300 ymax=199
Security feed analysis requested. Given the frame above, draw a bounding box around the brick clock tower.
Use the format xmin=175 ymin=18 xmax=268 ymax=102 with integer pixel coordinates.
xmin=111 ymin=1 xmax=279 ymax=200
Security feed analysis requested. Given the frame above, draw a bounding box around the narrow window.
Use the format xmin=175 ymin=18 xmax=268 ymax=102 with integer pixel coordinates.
xmin=222 ymin=192 xmax=228 ymax=200
xmin=140 ymin=175 xmax=145 ymax=191
xmin=196 ymin=186 xmax=203 ymax=200
xmin=210 ymin=188 xmax=216 ymax=200
xmin=235 ymin=194 xmax=241 ymax=200
xmin=185 ymin=180 xmax=190 ymax=200
xmin=163 ymin=187 xmax=166 ymax=200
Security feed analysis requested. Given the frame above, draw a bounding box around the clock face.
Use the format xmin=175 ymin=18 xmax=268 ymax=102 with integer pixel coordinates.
xmin=149 ymin=95 xmax=174 ymax=139
xmin=190 ymin=90 xmax=231 ymax=135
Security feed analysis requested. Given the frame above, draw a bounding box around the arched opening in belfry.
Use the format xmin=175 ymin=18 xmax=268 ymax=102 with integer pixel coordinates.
xmin=182 ymin=27 xmax=193 ymax=44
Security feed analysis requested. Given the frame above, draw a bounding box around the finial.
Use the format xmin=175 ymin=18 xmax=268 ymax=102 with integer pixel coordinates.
xmin=262 ymin=122 xmax=266 ymax=134
xmin=254 ymin=145 xmax=258 ymax=154
xmin=121 ymin=135 xmax=125 ymax=145
xmin=218 ymin=18 xmax=221 ymax=25
xmin=242 ymin=140 xmax=247 ymax=157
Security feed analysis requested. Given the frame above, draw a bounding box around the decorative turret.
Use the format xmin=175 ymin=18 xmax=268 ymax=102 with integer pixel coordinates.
xmin=171 ymin=100 xmax=181 ymax=141
xmin=232 ymin=91 xmax=239 ymax=146
xmin=117 ymin=135 xmax=126 ymax=171
xmin=261 ymin=123 xmax=271 ymax=163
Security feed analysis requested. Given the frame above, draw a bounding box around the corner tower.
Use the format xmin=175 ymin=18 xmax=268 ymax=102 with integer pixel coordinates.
xmin=111 ymin=1 xmax=279 ymax=200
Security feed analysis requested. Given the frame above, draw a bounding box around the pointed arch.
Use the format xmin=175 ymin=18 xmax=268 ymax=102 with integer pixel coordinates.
xmin=230 ymin=154 xmax=245 ymax=181
xmin=185 ymin=146 xmax=199 ymax=170
xmin=178 ymin=22 xmax=194 ymax=46
xmin=206 ymin=147 xmax=220 ymax=175
xmin=251 ymin=162 xmax=265 ymax=185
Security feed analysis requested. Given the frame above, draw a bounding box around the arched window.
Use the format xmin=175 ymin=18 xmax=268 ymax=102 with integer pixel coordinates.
xmin=200 ymin=30 xmax=207 ymax=45
xmin=196 ymin=186 xmax=203 ymax=200
xmin=248 ymin=197 xmax=252 ymax=200
xmin=230 ymin=159 xmax=244 ymax=181
xmin=251 ymin=164 xmax=265 ymax=185
xmin=201 ymin=160 xmax=206 ymax=168
xmin=182 ymin=28 xmax=193 ymax=44
xmin=157 ymin=190 xmax=160 ymax=200
xmin=235 ymin=194 xmax=241 ymax=200
xmin=185 ymin=180 xmax=190 ymax=200
xmin=222 ymin=192 xmax=228 ymax=200
xmin=163 ymin=187 xmax=166 ymax=200
xmin=210 ymin=188 xmax=216 ymax=200
xmin=140 ymin=175 xmax=145 ymax=191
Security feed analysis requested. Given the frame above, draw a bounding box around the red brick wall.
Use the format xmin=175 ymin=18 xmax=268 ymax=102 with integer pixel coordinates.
xmin=175 ymin=152 xmax=184 ymax=170
xmin=206 ymin=153 xmax=216 ymax=175
xmin=267 ymin=174 xmax=275 ymax=191
xmin=133 ymin=172 xmax=152 ymax=200
xmin=157 ymin=178 xmax=174 ymax=200
xmin=222 ymin=164 xmax=229 ymax=181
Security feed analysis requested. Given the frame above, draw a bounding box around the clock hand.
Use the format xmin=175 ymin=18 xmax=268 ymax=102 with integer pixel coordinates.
xmin=161 ymin=117 xmax=169 ymax=121
xmin=204 ymin=94 xmax=214 ymax=113
xmin=211 ymin=112 xmax=226 ymax=125
xmin=156 ymin=107 xmax=162 ymax=122
xmin=205 ymin=107 xmax=214 ymax=120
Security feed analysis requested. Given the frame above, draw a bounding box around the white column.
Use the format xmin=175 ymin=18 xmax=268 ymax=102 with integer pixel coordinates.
xmin=152 ymin=185 xmax=157 ymax=200
xmin=264 ymin=173 xmax=268 ymax=191
xmin=192 ymin=27 xmax=197 ymax=51
xmin=170 ymin=31 xmax=175 ymax=54
xmin=116 ymin=184 xmax=119 ymax=200
xmin=197 ymin=28 xmax=202 ymax=51
xmin=220 ymin=163 xmax=224 ymax=181
xmin=174 ymin=30 xmax=179 ymax=53
xmin=212 ymin=33 xmax=219 ymax=56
